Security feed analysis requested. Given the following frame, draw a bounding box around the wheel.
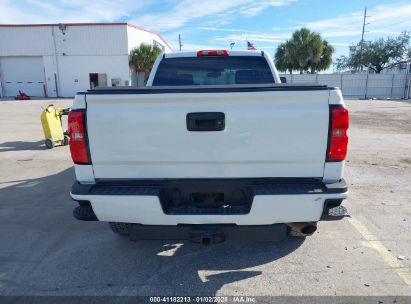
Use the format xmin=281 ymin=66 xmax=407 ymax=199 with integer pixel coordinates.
xmin=45 ymin=139 xmax=54 ymax=149
xmin=109 ymin=222 xmax=130 ymax=236
xmin=63 ymin=134 xmax=70 ymax=146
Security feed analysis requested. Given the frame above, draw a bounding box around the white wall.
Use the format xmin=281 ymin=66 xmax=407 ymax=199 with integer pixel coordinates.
xmin=0 ymin=26 xmax=54 ymax=56
xmin=0 ymin=24 xmax=171 ymax=96
xmin=0 ymin=25 xmax=128 ymax=56
xmin=50 ymin=24 xmax=129 ymax=97
xmin=54 ymin=25 xmax=128 ymax=56
xmin=127 ymin=26 xmax=172 ymax=54
xmin=57 ymin=55 xmax=130 ymax=97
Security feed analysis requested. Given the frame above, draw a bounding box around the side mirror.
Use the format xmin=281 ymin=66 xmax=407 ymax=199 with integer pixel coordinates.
xmin=280 ymin=76 xmax=287 ymax=83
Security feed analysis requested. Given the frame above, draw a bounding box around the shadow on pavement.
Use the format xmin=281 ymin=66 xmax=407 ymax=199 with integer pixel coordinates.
xmin=0 ymin=167 xmax=304 ymax=296
xmin=0 ymin=140 xmax=45 ymax=152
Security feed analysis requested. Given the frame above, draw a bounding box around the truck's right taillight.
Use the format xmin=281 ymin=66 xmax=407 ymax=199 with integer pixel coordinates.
xmin=68 ymin=110 xmax=91 ymax=164
xmin=326 ymin=105 xmax=349 ymax=162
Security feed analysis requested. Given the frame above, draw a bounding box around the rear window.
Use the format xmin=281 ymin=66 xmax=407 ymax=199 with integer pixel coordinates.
xmin=152 ymin=56 xmax=274 ymax=86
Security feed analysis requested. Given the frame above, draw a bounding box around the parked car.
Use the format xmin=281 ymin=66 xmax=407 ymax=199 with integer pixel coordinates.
xmin=68 ymin=50 xmax=349 ymax=243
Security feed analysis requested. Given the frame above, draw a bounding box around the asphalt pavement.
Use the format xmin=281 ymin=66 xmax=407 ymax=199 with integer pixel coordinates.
xmin=0 ymin=98 xmax=410 ymax=297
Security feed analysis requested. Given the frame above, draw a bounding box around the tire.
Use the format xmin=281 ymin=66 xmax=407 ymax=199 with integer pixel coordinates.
xmin=45 ymin=139 xmax=54 ymax=149
xmin=109 ymin=222 xmax=130 ymax=236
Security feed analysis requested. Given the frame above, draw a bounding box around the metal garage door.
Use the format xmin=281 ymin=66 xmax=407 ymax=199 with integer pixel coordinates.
xmin=0 ymin=57 xmax=45 ymax=97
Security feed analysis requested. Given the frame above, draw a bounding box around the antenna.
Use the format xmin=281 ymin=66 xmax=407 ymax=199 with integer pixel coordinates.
xmin=178 ymin=34 xmax=183 ymax=51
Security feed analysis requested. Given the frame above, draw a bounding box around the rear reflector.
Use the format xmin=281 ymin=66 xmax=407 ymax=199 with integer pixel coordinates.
xmin=197 ymin=50 xmax=229 ymax=56
xmin=68 ymin=110 xmax=91 ymax=164
xmin=327 ymin=105 xmax=349 ymax=161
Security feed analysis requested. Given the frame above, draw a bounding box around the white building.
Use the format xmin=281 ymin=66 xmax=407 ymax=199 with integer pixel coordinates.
xmin=0 ymin=23 xmax=172 ymax=98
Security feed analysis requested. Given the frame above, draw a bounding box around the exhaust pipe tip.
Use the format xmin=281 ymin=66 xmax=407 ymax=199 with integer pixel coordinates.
xmin=287 ymin=222 xmax=317 ymax=236
xmin=301 ymin=224 xmax=317 ymax=235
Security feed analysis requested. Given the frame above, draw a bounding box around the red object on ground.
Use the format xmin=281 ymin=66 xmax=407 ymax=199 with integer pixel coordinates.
xmin=15 ymin=90 xmax=31 ymax=100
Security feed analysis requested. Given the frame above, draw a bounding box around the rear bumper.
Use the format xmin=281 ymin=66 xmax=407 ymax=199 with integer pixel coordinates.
xmin=70 ymin=178 xmax=348 ymax=225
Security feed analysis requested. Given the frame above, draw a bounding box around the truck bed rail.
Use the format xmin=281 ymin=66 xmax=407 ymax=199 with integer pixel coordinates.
xmin=82 ymin=83 xmax=332 ymax=95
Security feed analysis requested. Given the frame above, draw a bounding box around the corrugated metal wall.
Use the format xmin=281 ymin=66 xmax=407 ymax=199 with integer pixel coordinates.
xmin=0 ymin=27 xmax=54 ymax=56
xmin=0 ymin=25 xmax=128 ymax=56
xmin=280 ymin=73 xmax=411 ymax=99
xmin=54 ymin=25 xmax=128 ymax=56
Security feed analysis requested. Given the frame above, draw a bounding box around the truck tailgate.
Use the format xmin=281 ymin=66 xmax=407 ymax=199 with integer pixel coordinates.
xmin=85 ymin=88 xmax=330 ymax=179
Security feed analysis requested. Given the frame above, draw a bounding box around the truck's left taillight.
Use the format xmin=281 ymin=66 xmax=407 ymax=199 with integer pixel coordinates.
xmin=68 ymin=110 xmax=91 ymax=164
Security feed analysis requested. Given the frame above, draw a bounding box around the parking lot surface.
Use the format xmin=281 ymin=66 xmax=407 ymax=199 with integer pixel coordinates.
xmin=0 ymin=98 xmax=410 ymax=296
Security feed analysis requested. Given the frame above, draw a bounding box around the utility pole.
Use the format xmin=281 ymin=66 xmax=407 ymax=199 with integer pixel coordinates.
xmin=178 ymin=34 xmax=182 ymax=51
xmin=359 ymin=7 xmax=370 ymax=72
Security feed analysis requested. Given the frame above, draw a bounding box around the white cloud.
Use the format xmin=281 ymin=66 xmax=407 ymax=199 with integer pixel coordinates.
xmin=132 ymin=0 xmax=296 ymax=31
xmin=198 ymin=27 xmax=261 ymax=33
xmin=213 ymin=32 xmax=291 ymax=44
xmin=301 ymin=2 xmax=411 ymax=39
xmin=0 ymin=0 xmax=297 ymax=52
xmin=132 ymin=1 xmax=247 ymax=32
xmin=238 ymin=0 xmax=296 ymax=17
xmin=0 ymin=0 xmax=149 ymax=23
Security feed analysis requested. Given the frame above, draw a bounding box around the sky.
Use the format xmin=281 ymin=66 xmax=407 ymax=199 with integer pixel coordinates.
xmin=1 ymin=0 xmax=410 ymax=64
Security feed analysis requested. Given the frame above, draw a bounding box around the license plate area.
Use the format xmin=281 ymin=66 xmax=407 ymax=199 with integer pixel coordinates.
xmin=190 ymin=192 xmax=225 ymax=208
xmin=159 ymin=180 xmax=253 ymax=215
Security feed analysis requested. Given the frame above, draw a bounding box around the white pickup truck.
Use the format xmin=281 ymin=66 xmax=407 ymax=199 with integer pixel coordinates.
xmin=69 ymin=50 xmax=349 ymax=243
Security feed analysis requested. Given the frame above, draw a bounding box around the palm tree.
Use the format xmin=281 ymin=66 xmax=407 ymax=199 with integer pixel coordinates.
xmin=130 ymin=43 xmax=162 ymax=80
xmin=275 ymin=40 xmax=297 ymax=74
xmin=306 ymin=33 xmax=324 ymax=73
xmin=311 ymin=40 xmax=334 ymax=73
xmin=275 ymin=28 xmax=334 ymax=74
xmin=287 ymin=28 xmax=310 ymax=74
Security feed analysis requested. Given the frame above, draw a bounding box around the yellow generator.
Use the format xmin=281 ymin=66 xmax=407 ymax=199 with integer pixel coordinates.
xmin=40 ymin=104 xmax=70 ymax=149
